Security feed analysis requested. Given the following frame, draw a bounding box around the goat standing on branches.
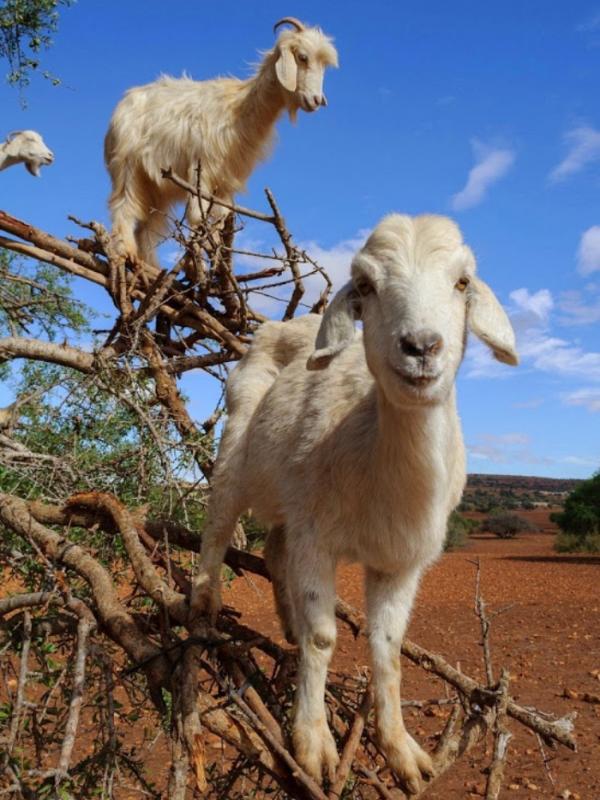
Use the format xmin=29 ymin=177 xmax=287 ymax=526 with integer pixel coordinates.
xmin=191 ymin=214 xmax=519 ymax=791
xmin=104 ymin=17 xmax=338 ymax=267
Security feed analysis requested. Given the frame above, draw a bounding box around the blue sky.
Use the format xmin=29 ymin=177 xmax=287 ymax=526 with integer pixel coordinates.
xmin=1 ymin=0 xmax=599 ymax=478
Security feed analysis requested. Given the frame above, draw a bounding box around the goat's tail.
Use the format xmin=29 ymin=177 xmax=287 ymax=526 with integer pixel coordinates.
xmin=226 ymin=316 xmax=319 ymax=418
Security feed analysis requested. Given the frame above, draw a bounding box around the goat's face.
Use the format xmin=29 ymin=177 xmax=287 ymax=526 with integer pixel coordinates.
xmin=274 ymin=27 xmax=338 ymax=113
xmin=307 ymin=214 xmax=518 ymax=407
xmin=5 ymin=130 xmax=54 ymax=176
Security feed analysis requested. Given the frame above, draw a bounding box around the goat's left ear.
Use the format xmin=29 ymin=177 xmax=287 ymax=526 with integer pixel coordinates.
xmin=275 ymin=44 xmax=297 ymax=92
xmin=307 ymin=281 xmax=360 ymax=370
xmin=467 ymin=277 xmax=519 ymax=365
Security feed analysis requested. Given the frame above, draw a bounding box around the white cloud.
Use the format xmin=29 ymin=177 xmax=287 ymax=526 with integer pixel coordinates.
xmin=300 ymin=230 xmax=369 ymax=293
xmin=451 ymin=140 xmax=515 ymax=211
xmin=558 ymin=289 xmax=600 ymax=325
xmin=468 ymin=432 xmax=551 ymax=465
xmin=509 ymin=287 xmax=553 ymax=323
xmin=577 ymin=226 xmax=600 ymax=275
xmin=506 ymin=287 xmax=600 ymax=381
xmin=465 ymin=285 xmax=600 ymax=382
xmin=563 ymin=387 xmax=600 ymax=412
xmin=549 ymin=125 xmax=600 ymax=183
xmin=238 ymin=229 xmax=369 ymax=318
xmin=465 ymin=288 xmax=553 ymax=378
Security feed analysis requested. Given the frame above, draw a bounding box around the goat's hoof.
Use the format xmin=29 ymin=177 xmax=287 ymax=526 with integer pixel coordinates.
xmin=384 ymin=734 xmax=434 ymax=794
xmin=293 ymin=719 xmax=339 ymax=784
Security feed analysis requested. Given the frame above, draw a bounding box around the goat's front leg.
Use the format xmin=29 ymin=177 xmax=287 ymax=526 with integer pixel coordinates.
xmin=190 ymin=492 xmax=243 ymax=627
xmin=288 ymin=540 xmax=339 ymax=783
xmin=365 ymin=567 xmax=434 ymax=794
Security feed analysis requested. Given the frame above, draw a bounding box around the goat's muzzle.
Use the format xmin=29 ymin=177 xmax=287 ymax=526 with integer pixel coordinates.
xmin=399 ymin=330 xmax=444 ymax=358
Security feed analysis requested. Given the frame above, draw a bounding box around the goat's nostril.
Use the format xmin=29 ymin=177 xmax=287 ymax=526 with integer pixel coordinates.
xmin=400 ymin=336 xmax=423 ymax=358
xmin=400 ymin=331 xmax=443 ymax=358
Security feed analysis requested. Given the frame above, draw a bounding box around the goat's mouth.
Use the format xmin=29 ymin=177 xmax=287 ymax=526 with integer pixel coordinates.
xmin=25 ymin=157 xmax=53 ymax=177
xmin=389 ymin=364 xmax=441 ymax=390
xmin=299 ymin=96 xmax=319 ymax=113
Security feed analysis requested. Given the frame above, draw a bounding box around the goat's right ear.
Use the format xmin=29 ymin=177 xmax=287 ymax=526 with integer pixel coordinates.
xmin=275 ymin=44 xmax=297 ymax=92
xmin=307 ymin=281 xmax=360 ymax=370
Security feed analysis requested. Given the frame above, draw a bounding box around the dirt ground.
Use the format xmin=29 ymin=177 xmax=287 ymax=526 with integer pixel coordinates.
xmin=3 ymin=509 xmax=599 ymax=798
xmin=225 ymin=510 xmax=600 ymax=799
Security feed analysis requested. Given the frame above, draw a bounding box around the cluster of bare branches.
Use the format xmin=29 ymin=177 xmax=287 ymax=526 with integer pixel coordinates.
xmin=0 ymin=492 xmax=577 ymax=799
xmin=0 ymin=184 xmax=576 ymax=797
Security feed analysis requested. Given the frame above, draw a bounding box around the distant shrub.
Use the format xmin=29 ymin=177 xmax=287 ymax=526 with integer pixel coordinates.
xmin=484 ymin=511 xmax=535 ymax=539
xmin=553 ymin=472 xmax=600 ymax=552
xmin=445 ymin=511 xmax=479 ymax=550
xmin=555 ymin=532 xmax=600 ymax=553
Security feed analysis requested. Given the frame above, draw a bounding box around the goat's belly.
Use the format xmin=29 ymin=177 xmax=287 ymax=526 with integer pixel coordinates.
xmin=336 ymin=517 xmax=447 ymax=575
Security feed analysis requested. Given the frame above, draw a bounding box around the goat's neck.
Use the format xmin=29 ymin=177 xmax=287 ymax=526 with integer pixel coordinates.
xmin=373 ymin=388 xmax=456 ymax=498
xmin=236 ymin=59 xmax=287 ymax=140
xmin=0 ymin=146 xmax=17 ymax=172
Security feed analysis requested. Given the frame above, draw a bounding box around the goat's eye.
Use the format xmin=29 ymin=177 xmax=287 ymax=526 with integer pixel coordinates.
xmin=355 ymin=278 xmax=374 ymax=297
xmin=297 ymin=52 xmax=309 ymax=64
xmin=455 ymin=277 xmax=470 ymax=292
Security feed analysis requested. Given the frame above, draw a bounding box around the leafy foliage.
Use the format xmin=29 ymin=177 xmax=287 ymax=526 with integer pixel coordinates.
xmin=0 ymin=249 xmax=90 ymax=340
xmin=552 ymin=471 xmax=600 ymax=552
xmin=0 ymin=0 xmax=72 ymax=91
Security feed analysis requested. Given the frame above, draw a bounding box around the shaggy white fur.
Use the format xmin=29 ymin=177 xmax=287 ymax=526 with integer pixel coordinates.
xmin=104 ymin=18 xmax=338 ymax=267
xmin=192 ymin=213 xmax=518 ymax=790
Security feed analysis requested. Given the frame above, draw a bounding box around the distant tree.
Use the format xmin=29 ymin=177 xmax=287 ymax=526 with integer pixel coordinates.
xmin=0 ymin=0 xmax=73 ymax=92
xmin=552 ymin=471 xmax=600 ymax=552
xmin=484 ymin=511 xmax=535 ymax=539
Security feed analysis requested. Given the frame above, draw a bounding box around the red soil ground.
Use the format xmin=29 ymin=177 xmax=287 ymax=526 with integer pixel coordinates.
xmin=3 ymin=510 xmax=598 ymax=798
xmin=225 ymin=511 xmax=600 ymax=800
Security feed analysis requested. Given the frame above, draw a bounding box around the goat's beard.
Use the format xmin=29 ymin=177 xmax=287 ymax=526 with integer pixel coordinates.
xmin=285 ymin=95 xmax=300 ymax=124
xmin=25 ymin=161 xmax=41 ymax=177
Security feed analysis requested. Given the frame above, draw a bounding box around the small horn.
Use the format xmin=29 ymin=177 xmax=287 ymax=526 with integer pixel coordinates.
xmin=273 ymin=17 xmax=305 ymax=33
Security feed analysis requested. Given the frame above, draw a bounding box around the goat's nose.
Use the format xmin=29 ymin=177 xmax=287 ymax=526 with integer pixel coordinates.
xmin=313 ymin=94 xmax=325 ymax=107
xmin=400 ymin=329 xmax=444 ymax=358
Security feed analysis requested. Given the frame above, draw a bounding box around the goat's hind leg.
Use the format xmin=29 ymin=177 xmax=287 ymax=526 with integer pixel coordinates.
xmin=264 ymin=526 xmax=296 ymax=643
xmin=288 ymin=536 xmax=339 ymax=783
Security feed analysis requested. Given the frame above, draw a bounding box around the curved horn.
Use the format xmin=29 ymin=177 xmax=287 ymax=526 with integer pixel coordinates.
xmin=273 ymin=17 xmax=305 ymax=33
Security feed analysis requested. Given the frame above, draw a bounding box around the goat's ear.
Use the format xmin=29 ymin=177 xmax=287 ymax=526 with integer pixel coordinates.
xmin=468 ymin=277 xmax=519 ymax=366
xmin=275 ymin=44 xmax=297 ymax=92
xmin=307 ymin=281 xmax=360 ymax=370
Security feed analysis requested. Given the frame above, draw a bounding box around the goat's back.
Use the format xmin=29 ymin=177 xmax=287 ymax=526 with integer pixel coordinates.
xmin=226 ymin=315 xmax=320 ymax=418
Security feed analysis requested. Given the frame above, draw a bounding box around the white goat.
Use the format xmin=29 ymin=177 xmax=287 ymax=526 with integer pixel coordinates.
xmin=0 ymin=130 xmax=54 ymax=176
xmin=191 ymin=214 xmax=518 ymax=791
xmin=104 ymin=17 xmax=338 ymax=267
